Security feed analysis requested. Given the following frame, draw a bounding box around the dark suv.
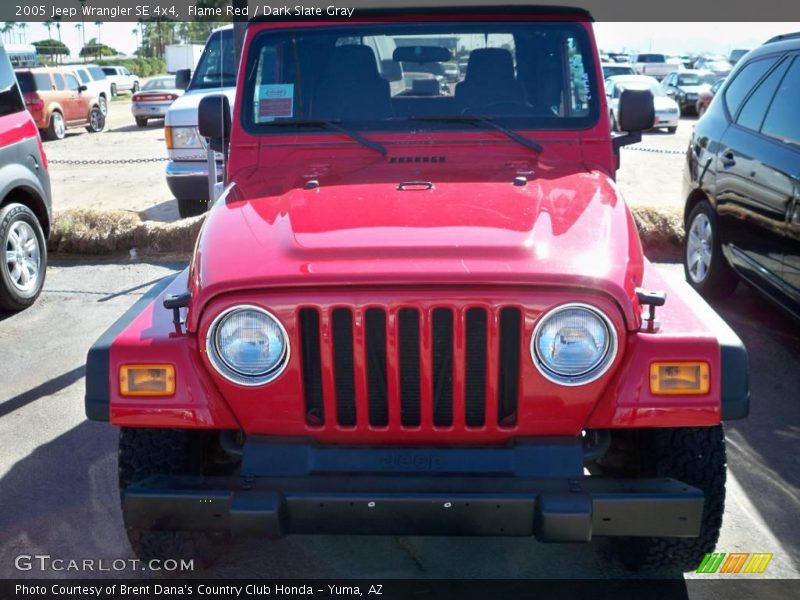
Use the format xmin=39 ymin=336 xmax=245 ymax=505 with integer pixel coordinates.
xmin=683 ymin=33 xmax=800 ymax=319
xmin=0 ymin=42 xmax=51 ymax=311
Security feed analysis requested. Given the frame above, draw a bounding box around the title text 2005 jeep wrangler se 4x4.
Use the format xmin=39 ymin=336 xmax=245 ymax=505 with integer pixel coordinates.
xmin=86 ymin=4 xmax=749 ymax=572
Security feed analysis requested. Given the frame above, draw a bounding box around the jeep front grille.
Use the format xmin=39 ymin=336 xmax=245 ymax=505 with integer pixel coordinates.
xmin=298 ymin=305 xmax=522 ymax=431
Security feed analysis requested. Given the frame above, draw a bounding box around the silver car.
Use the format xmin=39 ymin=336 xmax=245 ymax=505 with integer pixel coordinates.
xmin=131 ymin=76 xmax=182 ymax=127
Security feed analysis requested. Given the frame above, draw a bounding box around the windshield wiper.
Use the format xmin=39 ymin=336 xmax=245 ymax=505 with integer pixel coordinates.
xmin=409 ymin=115 xmax=543 ymax=154
xmin=263 ymin=119 xmax=386 ymax=156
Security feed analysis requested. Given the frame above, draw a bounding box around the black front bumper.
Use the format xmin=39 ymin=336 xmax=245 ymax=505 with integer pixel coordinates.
xmin=124 ymin=438 xmax=704 ymax=542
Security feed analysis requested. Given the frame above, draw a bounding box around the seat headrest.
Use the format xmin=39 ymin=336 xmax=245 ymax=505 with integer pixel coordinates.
xmin=326 ymin=45 xmax=381 ymax=81
xmin=465 ymin=48 xmax=516 ymax=82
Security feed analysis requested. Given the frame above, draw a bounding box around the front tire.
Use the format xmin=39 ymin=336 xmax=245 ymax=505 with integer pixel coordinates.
xmin=0 ymin=203 xmax=47 ymax=311
xmin=683 ymin=200 xmax=738 ymax=299
xmin=99 ymin=95 xmax=108 ymax=116
xmin=135 ymin=117 xmax=148 ymax=128
xmin=86 ymin=106 xmax=105 ymax=133
xmin=616 ymin=426 xmax=727 ymax=572
xmin=119 ymin=428 xmax=227 ymax=568
xmin=667 ymin=126 xmax=677 ymax=134
xmin=44 ymin=111 xmax=66 ymax=140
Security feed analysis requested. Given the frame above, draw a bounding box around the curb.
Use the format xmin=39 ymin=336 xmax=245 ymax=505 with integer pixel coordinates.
xmin=48 ymin=206 xmax=684 ymax=259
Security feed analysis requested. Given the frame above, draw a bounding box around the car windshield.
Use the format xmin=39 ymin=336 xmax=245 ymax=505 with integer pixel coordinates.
xmin=242 ymin=22 xmax=598 ymax=133
xmin=603 ymin=65 xmax=634 ymax=77
xmin=678 ymin=73 xmax=716 ymax=86
xmin=190 ymin=28 xmax=236 ymax=90
xmin=637 ymin=54 xmax=666 ymax=63
xmin=143 ymin=77 xmax=176 ymax=90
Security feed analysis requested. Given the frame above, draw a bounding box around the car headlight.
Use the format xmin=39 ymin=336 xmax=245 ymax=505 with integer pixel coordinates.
xmin=531 ymin=303 xmax=617 ymax=386
xmin=166 ymin=126 xmax=202 ymax=149
xmin=206 ymin=306 xmax=290 ymax=386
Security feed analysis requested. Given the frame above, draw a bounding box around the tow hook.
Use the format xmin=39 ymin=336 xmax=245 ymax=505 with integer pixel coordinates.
xmin=636 ymin=288 xmax=666 ymax=333
xmin=163 ymin=291 xmax=191 ymax=334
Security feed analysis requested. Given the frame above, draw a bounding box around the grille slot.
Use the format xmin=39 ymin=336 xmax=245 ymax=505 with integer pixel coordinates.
xmin=365 ymin=308 xmax=388 ymax=427
xmin=432 ymin=308 xmax=454 ymax=427
xmin=497 ymin=307 xmax=521 ymax=427
xmin=398 ymin=308 xmax=421 ymax=427
xmin=332 ymin=308 xmax=356 ymax=426
xmin=465 ymin=308 xmax=488 ymax=427
xmin=299 ymin=308 xmax=324 ymax=426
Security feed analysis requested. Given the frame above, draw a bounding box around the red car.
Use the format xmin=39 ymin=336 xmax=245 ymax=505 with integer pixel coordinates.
xmin=0 ymin=43 xmax=51 ymax=310
xmin=86 ymin=5 xmax=748 ymax=572
xmin=696 ymin=78 xmax=725 ymax=117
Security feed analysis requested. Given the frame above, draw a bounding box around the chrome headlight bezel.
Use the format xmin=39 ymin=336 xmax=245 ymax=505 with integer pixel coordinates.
xmin=205 ymin=305 xmax=290 ymax=386
xmin=530 ymin=303 xmax=618 ymax=386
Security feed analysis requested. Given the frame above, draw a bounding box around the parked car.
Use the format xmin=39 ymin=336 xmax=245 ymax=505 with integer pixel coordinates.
xmin=661 ymin=70 xmax=717 ymax=114
xmin=695 ymin=78 xmax=725 ymax=116
xmin=606 ymin=74 xmax=680 ymax=133
xmin=629 ymin=53 xmax=680 ymax=79
xmin=693 ymin=57 xmax=733 ymax=78
xmin=14 ymin=67 xmax=105 ymax=140
xmin=70 ymin=64 xmax=112 ymax=116
xmin=728 ymin=49 xmax=750 ymax=66
xmin=164 ymin=26 xmax=236 ymax=218
xmin=0 ymin=42 xmax=51 ymax=310
xmin=131 ymin=75 xmax=182 ymax=127
xmin=601 ymin=62 xmax=636 ymax=79
xmin=87 ymin=5 xmax=748 ymax=575
xmin=101 ymin=66 xmax=140 ymax=96
xmin=683 ymin=34 xmax=800 ymax=319
xmin=442 ymin=62 xmax=460 ymax=82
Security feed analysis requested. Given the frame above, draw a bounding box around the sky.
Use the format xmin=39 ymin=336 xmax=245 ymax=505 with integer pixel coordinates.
xmin=5 ymin=21 xmax=799 ymax=60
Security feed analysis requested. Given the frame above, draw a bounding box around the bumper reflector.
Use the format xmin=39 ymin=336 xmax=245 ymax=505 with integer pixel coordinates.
xmin=120 ymin=364 xmax=176 ymax=396
xmin=650 ymin=362 xmax=709 ymax=395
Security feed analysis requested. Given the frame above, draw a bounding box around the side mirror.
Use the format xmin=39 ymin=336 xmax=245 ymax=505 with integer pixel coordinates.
xmin=175 ymin=68 xmax=191 ymax=90
xmin=380 ymin=59 xmax=403 ymax=82
xmin=78 ymin=85 xmax=87 ymax=92
xmin=665 ymin=88 xmax=676 ymax=96
xmin=617 ymin=88 xmax=655 ymax=133
xmin=198 ymin=94 xmax=231 ymax=152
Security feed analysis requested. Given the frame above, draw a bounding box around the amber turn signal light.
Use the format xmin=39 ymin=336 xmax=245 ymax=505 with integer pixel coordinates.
xmin=650 ymin=362 xmax=709 ymax=395
xmin=119 ymin=364 xmax=176 ymax=396
xmin=164 ymin=126 xmax=173 ymax=149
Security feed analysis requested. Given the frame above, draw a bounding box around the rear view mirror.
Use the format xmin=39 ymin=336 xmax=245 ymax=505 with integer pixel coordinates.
xmin=175 ymin=68 xmax=191 ymax=90
xmin=78 ymin=85 xmax=87 ymax=92
xmin=380 ymin=59 xmax=403 ymax=82
xmin=198 ymin=94 xmax=231 ymax=150
xmin=617 ymin=88 xmax=655 ymax=132
xmin=392 ymin=46 xmax=451 ymax=63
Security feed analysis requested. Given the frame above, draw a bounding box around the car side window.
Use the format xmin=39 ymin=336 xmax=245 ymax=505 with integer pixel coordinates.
xmin=724 ymin=56 xmax=777 ymax=116
xmin=761 ymin=57 xmax=800 ymax=146
xmin=736 ymin=57 xmax=789 ymax=131
xmin=0 ymin=48 xmax=26 ymax=117
xmin=123 ymin=68 xmax=129 ymax=76
xmin=53 ymin=73 xmax=66 ymax=90
xmin=77 ymin=70 xmax=90 ymax=84
xmin=65 ymin=74 xmax=79 ymax=91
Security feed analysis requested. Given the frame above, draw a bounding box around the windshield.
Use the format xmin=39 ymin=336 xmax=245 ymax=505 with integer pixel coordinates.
xmin=603 ymin=65 xmax=634 ymax=77
xmin=637 ymin=54 xmax=666 ymax=63
xmin=190 ymin=28 xmax=236 ymax=90
xmin=242 ymin=22 xmax=598 ymax=133
xmin=143 ymin=77 xmax=176 ymax=90
xmin=678 ymin=73 xmax=716 ymax=86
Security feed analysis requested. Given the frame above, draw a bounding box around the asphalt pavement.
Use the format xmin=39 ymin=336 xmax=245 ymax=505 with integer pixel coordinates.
xmin=0 ymin=258 xmax=798 ymax=585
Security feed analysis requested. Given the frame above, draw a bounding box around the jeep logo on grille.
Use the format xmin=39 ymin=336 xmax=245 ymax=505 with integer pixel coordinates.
xmin=379 ymin=453 xmax=444 ymax=471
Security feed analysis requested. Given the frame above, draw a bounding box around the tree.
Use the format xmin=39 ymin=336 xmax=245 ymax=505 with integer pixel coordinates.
xmin=2 ymin=22 xmax=16 ymax=44
xmin=32 ymin=39 xmax=70 ymax=62
xmin=80 ymin=38 xmax=118 ymax=59
xmin=17 ymin=22 xmax=28 ymax=43
xmin=95 ymin=21 xmax=102 ymax=44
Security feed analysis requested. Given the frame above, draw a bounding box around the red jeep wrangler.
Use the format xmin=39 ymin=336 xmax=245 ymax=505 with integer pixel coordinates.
xmin=86 ymin=6 xmax=749 ymax=572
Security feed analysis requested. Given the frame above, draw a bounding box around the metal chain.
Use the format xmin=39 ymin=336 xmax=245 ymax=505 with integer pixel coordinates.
xmin=48 ymin=157 xmax=168 ymax=165
xmin=623 ymin=146 xmax=686 ymax=155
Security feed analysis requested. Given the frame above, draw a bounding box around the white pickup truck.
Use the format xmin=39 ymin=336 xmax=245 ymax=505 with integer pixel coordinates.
xmin=629 ymin=53 xmax=680 ymax=80
xmin=100 ymin=66 xmax=140 ymax=96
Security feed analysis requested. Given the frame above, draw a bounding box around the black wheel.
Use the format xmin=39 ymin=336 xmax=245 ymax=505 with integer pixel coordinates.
xmin=44 ymin=111 xmax=65 ymax=140
xmin=667 ymin=126 xmax=677 ymax=134
xmin=135 ymin=117 xmax=148 ymax=128
xmin=86 ymin=106 xmax=105 ymax=133
xmin=110 ymin=83 xmax=117 ymax=96
xmin=119 ymin=428 xmax=228 ymax=568
xmin=0 ymin=203 xmax=47 ymax=311
xmin=683 ymin=199 xmax=738 ymax=299
xmin=177 ymin=196 xmax=209 ymax=219
xmin=616 ymin=426 xmax=727 ymax=572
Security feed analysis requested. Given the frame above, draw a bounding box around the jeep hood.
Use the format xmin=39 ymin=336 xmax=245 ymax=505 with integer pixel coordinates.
xmin=189 ymin=171 xmax=645 ymax=329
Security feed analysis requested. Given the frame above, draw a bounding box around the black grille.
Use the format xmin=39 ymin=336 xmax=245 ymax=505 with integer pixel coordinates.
xmin=465 ymin=308 xmax=488 ymax=427
xmin=432 ymin=308 xmax=454 ymax=427
xmin=365 ymin=308 xmax=388 ymax=427
xmin=398 ymin=308 xmax=421 ymax=427
xmin=299 ymin=308 xmax=324 ymax=425
xmin=332 ymin=308 xmax=356 ymax=426
xmin=497 ymin=307 xmax=521 ymax=427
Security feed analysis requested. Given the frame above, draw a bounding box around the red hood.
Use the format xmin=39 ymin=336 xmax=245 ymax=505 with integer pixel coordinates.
xmin=188 ymin=170 xmax=644 ymax=330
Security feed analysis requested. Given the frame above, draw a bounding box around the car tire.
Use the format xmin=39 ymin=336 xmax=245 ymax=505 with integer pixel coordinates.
xmin=86 ymin=106 xmax=105 ymax=133
xmin=44 ymin=111 xmax=66 ymax=141
xmin=0 ymin=203 xmax=47 ymax=312
xmin=177 ymin=197 xmax=209 ymax=219
xmin=99 ymin=95 xmax=108 ymax=116
xmin=110 ymin=83 xmax=117 ymax=96
xmin=683 ymin=200 xmax=738 ymax=299
xmin=135 ymin=117 xmax=148 ymax=128
xmin=119 ymin=428 xmax=228 ymax=568
xmin=616 ymin=426 xmax=726 ymax=572
xmin=667 ymin=126 xmax=677 ymax=134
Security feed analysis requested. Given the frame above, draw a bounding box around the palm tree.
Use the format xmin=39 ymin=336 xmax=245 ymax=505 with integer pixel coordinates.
xmin=17 ymin=23 xmax=28 ymax=43
xmin=2 ymin=22 xmax=15 ymax=44
xmin=44 ymin=20 xmax=53 ymax=39
xmin=95 ymin=21 xmax=102 ymax=45
xmin=54 ymin=17 xmax=62 ymax=63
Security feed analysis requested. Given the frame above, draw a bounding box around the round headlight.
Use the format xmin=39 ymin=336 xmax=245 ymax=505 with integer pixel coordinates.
xmin=531 ymin=303 xmax=617 ymax=386
xmin=206 ymin=306 xmax=290 ymax=386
